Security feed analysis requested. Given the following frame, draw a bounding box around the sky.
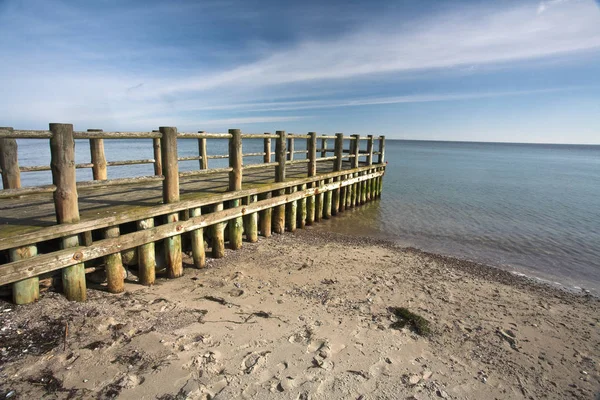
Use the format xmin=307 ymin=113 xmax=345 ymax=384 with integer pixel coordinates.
xmin=0 ymin=0 xmax=599 ymax=144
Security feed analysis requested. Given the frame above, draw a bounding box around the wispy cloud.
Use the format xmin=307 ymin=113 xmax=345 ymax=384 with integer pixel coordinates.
xmin=0 ymin=0 xmax=599 ymax=137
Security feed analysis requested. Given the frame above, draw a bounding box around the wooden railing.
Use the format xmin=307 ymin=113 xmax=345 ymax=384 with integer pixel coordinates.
xmin=0 ymin=124 xmax=386 ymax=305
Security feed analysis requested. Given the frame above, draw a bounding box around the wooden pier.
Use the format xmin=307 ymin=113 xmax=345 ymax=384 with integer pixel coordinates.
xmin=0 ymin=124 xmax=385 ymax=304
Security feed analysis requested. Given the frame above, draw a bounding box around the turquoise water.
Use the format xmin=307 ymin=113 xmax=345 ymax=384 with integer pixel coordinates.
xmin=319 ymin=140 xmax=600 ymax=295
xmin=14 ymin=138 xmax=600 ymax=295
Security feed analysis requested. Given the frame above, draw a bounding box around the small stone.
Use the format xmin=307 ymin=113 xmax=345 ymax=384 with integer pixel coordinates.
xmin=409 ymin=375 xmax=421 ymax=385
xmin=422 ymin=371 xmax=433 ymax=380
xmin=5 ymin=391 xmax=16 ymax=399
xmin=83 ymin=379 xmax=89 ymax=383
xmin=436 ymin=389 xmax=448 ymax=398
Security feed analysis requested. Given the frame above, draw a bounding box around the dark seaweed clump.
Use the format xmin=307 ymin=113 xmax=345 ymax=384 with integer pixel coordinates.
xmin=388 ymin=307 xmax=431 ymax=336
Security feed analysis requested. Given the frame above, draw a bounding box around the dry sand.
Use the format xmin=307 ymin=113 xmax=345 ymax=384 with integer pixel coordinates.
xmin=0 ymin=229 xmax=598 ymax=400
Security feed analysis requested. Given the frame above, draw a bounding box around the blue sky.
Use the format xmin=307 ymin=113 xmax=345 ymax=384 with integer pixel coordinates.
xmin=1 ymin=0 xmax=599 ymax=143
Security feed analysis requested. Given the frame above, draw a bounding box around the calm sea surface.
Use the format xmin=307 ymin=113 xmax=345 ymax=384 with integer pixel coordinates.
xmin=16 ymin=138 xmax=600 ymax=295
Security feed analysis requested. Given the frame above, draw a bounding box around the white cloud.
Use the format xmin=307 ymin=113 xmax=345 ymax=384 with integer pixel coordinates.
xmin=1 ymin=0 xmax=599 ymax=129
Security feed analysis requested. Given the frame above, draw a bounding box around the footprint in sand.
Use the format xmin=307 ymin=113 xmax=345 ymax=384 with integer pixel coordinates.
xmin=241 ymin=351 xmax=271 ymax=374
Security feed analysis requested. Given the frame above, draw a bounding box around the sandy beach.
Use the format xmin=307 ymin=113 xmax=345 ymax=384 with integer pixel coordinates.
xmin=0 ymin=229 xmax=598 ymax=400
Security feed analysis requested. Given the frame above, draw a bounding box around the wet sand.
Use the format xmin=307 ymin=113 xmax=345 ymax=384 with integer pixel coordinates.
xmin=0 ymin=229 xmax=598 ymax=399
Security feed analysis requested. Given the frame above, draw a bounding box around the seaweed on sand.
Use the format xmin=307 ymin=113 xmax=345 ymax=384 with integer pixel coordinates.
xmin=388 ymin=307 xmax=431 ymax=336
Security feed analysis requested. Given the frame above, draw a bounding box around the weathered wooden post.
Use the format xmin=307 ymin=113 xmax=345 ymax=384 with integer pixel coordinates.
xmin=377 ymin=136 xmax=385 ymax=164
xmin=9 ymin=246 xmax=39 ymax=304
xmin=228 ymin=129 xmax=243 ymax=249
xmin=286 ymin=134 xmax=297 ymax=231
xmin=88 ymin=129 xmax=107 ymax=180
xmin=259 ymin=133 xmax=272 ymax=237
xmin=377 ymin=136 xmax=385 ymax=198
xmin=137 ymin=218 xmax=156 ymax=285
xmin=243 ymin=195 xmax=259 ymax=242
xmin=351 ymin=134 xmax=360 ymax=208
xmin=212 ymin=202 xmax=225 ymax=258
xmin=321 ymin=136 xmax=327 ymax=158
xmin=190 ymin=207 xmax=206 ymax=268
xmin=287 ymin=135 xmax=294 ymax=161
xmin=366 ymin=135 xmax=374 ymax=201
xmin=264 ymin=133 xmax=271 ymax=163
xmin=0 ymin=128 xmax=21 ymax=190
xmin=198 ymin=131 xmax=208 ymax=170
xmin=152 ymin=130 xmax=162 ymax=176
xmin=286 ymin=185 xmax=297 ymax=232
xmin=316 ymin=178 xmax=324 ymax=222
xmin=298 ymin=183 xmax=307 ymax=228
xmin=0 ymin=128 xmax=39 ymax=304
xmin=49 ymin=123 xmax=86 ymax=301
xmin=160 ymin=126 xmax=183 ymax=278
xmin=273 ymin=130 xmax=286 ymax=234
xmin=306 ymin=132 xmax=317 ymax=225
xmin=103 ymin=226 xmax=125 ymax=293
xmin=332 ymin=133 xmax=344 ymax=215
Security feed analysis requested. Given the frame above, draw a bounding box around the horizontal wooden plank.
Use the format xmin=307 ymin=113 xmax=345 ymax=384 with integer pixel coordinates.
xmin=241 ymin=134 xmax=278 ymax=139
xmin=316 ymin=156 xmax=337 ymax=162
xmin=19 ymin=163 xmax=93 ymax=172
xmin=106 ymin=159 xmax=155 ymax=167
xmin=242 ymin=162 xmax=278 ymax=170
xmin=242 ymin=152 xmax=266 ymax=157
xmin=178 ymin=133 xmax=232 ymax=139
xmin=0 ymin=164 xmax=385 ymax=251
xmin=0 ymin=170 xmax=384 ymax=286
xmin=77 ymin=175 xmax=164 ymax=190
xmin=0 ymin=130 xmax=52 ymax=139
xmin=178 ymin=156 xmax=203 ymax=162
xmin=73 ymin=131 xmax=161 ymax=139
xmin=0 ymin=185 xmax=57 ymax=199
xmin=179 ymin=167 xmax=233 ymax=178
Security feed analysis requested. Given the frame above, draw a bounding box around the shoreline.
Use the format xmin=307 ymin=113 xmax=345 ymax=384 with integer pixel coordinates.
xmin=1 ymin=228 xmax=598 ymax=399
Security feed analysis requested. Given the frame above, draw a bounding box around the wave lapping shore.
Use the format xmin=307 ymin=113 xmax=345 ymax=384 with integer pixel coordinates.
xmin=1 ymin=230 xmax=598 ymax=399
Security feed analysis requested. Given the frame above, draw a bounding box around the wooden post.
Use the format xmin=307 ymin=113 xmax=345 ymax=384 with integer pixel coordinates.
xmin=321 ymin=136 xmax=327 ymax=158
xmin=198 ymin=131 xmax=208 ymax=170
xmin=332 ymin=133 xmax=344 ymax=215
xmin=351 ymin=134 xmax=360 ymax=208
xmin=0 ymin=128 xmax=21 ymax=190
xmin=366 ymin=135 xmax=374 ymax=202
xmin=339 ymin=174 xmax=346 ymax=213
xmin=286 ymin=185 xmax=297 ymax=232
xmin=152 ymin=131 xmax=162 ymax=176
xmin=49 ymin=123 xmax=86 ymax=301
xmin=190 ymin=207 xmax=206 ymax=268
xmin=259 ymin=192 xmax=272 ymax=237
xmin=287 ymin=135 xmax=294 ymax=161
xmin=88 ymin=129 xmax=107 ymax=180
xmin=103 ymin=226 xmax=125 ymax=293
xmin=10 ymin=246 xmax=39 ymax=305
xmin=228 ymin=129 xmax=243 ymax=250
xmin=137 ymin=218 xmax=156 ymax=285
xmin=378 ymin=136 xmax=385 ymax=164
xmin=316 ymin=182 xmax=324 ymax=222
xmin=273 ymin=130 xmax=286 ymax=234
xmin=306 ymin=132 xmax=317 ymax=225
xmin=243 ymin=195 xmax=258 ymax=242
xmin=324 ymin=179 xmax=332 ymax=219
xmin=259 ymin=132 xmax=273 ymax=237
xmin=0 ymin=130 xmax=39 ymax=304
xmin=298 ymin=183 xmax=307 ymax=228
xmin=263 ymin=132 xmax=271 ymax=163
xmin=212 ymin=202 xmax=225 ymax=258
xmin=160 ymin=126 xmax=182 ymax=278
